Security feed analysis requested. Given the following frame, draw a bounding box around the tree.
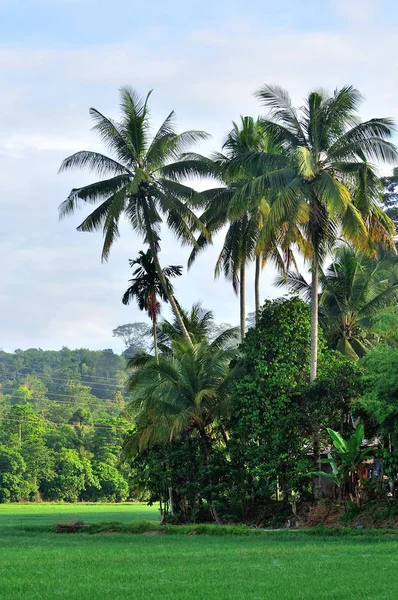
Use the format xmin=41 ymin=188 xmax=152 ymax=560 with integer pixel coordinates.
xmin=232 ymin=297 xmax=361 ymax=501
xmin=20 ymin=438 xmax=54 ymax=498
xmin=157 ymin=302 xmax=238 ymax=351
xmin=359 ymin=346 xmax=398 ymax=446
xmin=41 ymin=448 xmax=98 ymax=502
xmin=112 ymin=323 xmax=151 ymax=356
xmin=125 ymin=336 xmax=238 ymax=450
xmin=228 ymin=85 xmax=397 ymax=381
xmin=187 ymin=116 xmax=295 ymax=339
xmin=231 ymin=298 xmax=312 ymax=501
xmin=381 ymin=167 xmax=398 ymax=231
xmin=122 ymin=249 xmax=182 ymax=361
xmin=0 ymin=445 xmax=29 ymax=502
xmin=82 ymin=462 xmax=129 ymax=502
xmin=59 ymin=87 xmax=209 ymax=347
xmin=124 ymin=336 xmax=240 ymax=521
xmin=279 ymin=244 xmax=398 ymax=359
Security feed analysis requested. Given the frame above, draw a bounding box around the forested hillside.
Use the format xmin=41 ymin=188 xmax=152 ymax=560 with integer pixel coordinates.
xmin=0 ymin=348 xmax=133 ymax=502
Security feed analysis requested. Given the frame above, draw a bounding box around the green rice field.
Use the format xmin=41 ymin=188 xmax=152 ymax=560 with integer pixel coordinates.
xmin=0 ymin=503 xmax=397 ymax=599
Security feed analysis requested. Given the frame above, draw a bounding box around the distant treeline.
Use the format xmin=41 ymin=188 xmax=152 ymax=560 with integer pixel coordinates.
xmin=0 ymin=347 xmax=134 ymax=503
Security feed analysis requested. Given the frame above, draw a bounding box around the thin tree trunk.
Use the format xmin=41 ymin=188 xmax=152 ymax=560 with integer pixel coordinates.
xmin=150 ymin=240 xmax=194 ymax=349
xmin=240 ymin=260 xmax=246 ymax=342
xmin=153 ymin=316 xmax=159 ymax=363
xmin=255 ymin=254 xmax=261 ymax=323
xmin=168 ymin=487 xmax=175 ymax=517
xmin=310 ymin=259 xmax=319 ymax=382
xmin=199 ymin=429 xmax=221 ymax=524
xmin=310 ymin=259 xmax=322 ymax=499
xmin=312 ymin=421 xmax=322 ymax=500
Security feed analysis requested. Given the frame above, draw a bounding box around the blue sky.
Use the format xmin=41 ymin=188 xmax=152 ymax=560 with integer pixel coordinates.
xmin=0 ymin=0 xmax=397 ymax=352
xmin=2 ymin=1 xmax=341 ymax=44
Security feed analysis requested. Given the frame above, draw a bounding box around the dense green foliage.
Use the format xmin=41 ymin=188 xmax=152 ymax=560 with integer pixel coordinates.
xmin=231 ymin=299 xmax=361 ymax=502
xmin=381 ymin=167 xmax=398 ymax=228
xmin=128 ymin=299 xmax=362 ymax=522
xmin=0 ymin=348 xmax=132 ymax=502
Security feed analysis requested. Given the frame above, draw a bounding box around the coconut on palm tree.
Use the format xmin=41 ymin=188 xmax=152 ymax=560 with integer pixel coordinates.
xmin=59 ymin=87 xmax=209 ymax=347
xmin=122 ymin=249 xmax=182 ymax=361
xmin=278 ymin=244 xmax=398 ymax=359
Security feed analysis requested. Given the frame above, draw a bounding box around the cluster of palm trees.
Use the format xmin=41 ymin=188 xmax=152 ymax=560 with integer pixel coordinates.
xmin=59 ymin=85 xmax=398 ymax=496
xmin=60 ymin=84 xmax=396 ymax=373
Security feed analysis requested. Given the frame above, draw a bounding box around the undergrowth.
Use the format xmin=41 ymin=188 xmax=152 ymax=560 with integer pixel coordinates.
xmin=51 ymin=519 xmax=398 ymax=537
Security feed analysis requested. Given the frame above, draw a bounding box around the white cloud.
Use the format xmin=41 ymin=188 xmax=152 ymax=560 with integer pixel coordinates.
xmin=1 ymin=133 xmax=90 ymax=153
xmin=332 ymin=0 xmax=383 ymax=24
xmin=1 ymin=16 xmax=397 ymax=351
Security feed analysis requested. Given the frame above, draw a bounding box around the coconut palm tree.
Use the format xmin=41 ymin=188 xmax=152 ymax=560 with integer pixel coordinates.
xmin=186 ymin=116 xmax=297 ymax=339
xmin=226 ymin=86 xmax=397 ymax=380
xmin=157 ymin=302 xmax=239 ymax=352
xmin=123 ymin=336 xmax=240 ymax=521
xmin=122 ymin=249 xmax=182 ymax=362
xmin=278 ymin=244 xmax=398 ymax=359
xmin=59 ymin=87 xmax=209 ymax=348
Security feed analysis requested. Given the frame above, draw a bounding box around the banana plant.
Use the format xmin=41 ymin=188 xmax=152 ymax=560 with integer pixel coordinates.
xmin=313 ymin=424 xmax=375 ymax=503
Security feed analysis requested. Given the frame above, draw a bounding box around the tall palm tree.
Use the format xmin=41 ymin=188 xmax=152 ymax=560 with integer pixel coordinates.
xmin=122 ymin=249 xmax=182 ymax=362
xmin=227 ymin=86 xmax=397 ymax=380
xmin=278 ymin=244 xmax=398 ymax=359
xmin=187 ymin=117 xmax=296 ymax=339
xmin=59 ymin=87 xmax=209 ymax=348
xmin=123 ymin=336 xmax=240 ymax=522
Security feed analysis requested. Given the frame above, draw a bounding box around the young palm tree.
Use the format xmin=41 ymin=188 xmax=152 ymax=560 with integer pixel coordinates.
xmin=157 ymin=302 xmax=239 ymax=352
xmin=122 ymin=249 xmax=182 ymax=362
xmin=227 ymin=86 xmax=397 ymax=380
xmin=279 ymin=244 xmax=398 ymax=359
xmin=59 ymin=87 xmax=209 ymax=348
xmin=123 ymin=336 xmax=240 ymax=522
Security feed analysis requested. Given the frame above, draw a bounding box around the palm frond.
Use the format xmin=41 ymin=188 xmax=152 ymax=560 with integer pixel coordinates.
xmin=59 ymin=151 xmax=128 ymax=177
xmin=89 ymin=108 xmax=134 ymax=164
xmin=255 ymin=84 xmax=307 ymax=144
xmin=58 ymin=176 xmax=130 ymax=219
xmin=275 ymin=270 xmax=311 ymax=301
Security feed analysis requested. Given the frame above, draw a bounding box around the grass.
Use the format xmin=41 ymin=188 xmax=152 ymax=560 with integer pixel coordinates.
xmin=0 ymin=502 xmax=158 ymax=530
xmin=1 ymin=504 xmax=398 ymax=599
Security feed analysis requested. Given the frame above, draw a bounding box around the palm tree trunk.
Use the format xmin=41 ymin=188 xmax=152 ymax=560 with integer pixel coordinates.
xmin=150 ymin=241 xmax=194 ymax=349
xmin=310 ymin=258 xmax=322 ymax=499
xmin=199 ymin=429 xmax=221 ymax=524
xmin=240 ymin=260 xmax=246 ymax=342
xmin=255 ymin=254 xmax=261 ymax=323
xmin=310 ymin=259 xmax=319 ymax=382
xmin=153 ymin=316 xmax=159 ymax=363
